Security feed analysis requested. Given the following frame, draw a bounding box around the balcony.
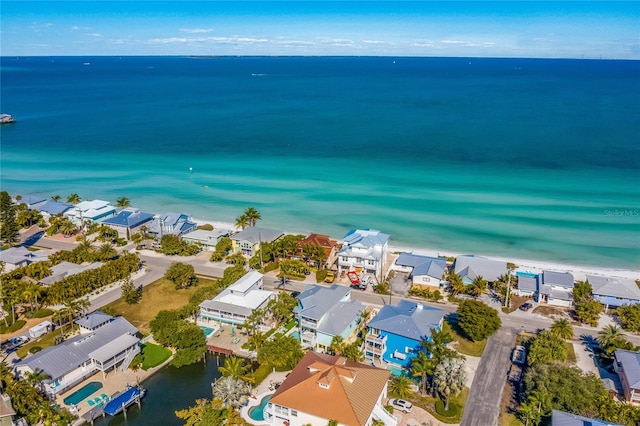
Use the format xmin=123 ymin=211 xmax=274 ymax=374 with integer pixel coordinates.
xmin=365 ymin=333 xmax=387 ymax=356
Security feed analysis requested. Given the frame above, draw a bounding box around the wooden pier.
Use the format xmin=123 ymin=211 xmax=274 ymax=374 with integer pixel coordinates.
xmin=207 ymin=344 xmax=233 ymax=356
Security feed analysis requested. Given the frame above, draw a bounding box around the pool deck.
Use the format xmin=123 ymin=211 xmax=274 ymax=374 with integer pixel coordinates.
xmin=241 ymin=370 xmax=290 ymax=425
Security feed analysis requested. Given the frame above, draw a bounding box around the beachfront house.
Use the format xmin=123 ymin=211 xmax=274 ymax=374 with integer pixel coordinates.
xmin=32 ymin=200 xmax=75 ymax=220
xmin=337 ymin=228 xmax=389 ymax=281
xmin=101 ymin=208 xmax=154 ymax=240
xmin=20 ymin=195 xmax=47 ymax=209
xmin=587 ymin=275 xmax=640 ymax=310
xmin=365 ymin=300 xmax=446 ymax=369
xmin=147 ymin=212 xmax=197 ymax=241
xmin=198 ymin=271 xmax=274 ymax=328
xmin=296 ymin=233 xmax=339 ymax=269
xmin=15 ymin=313 xmax=140 ymax=397
xmin=65 ymin=200 xmax=116 ymax=225
xmin=294 ymin=284 xmax=365 ymax=353
xmin=182 ymin=228 xmax=231 ymax=251
xmin=230 ymin=226 xmax=284 ymax=256
xmin=265 ymin=351 xmax=396 ymax=426
xmin=454 ymin=255 xmax=507 ymax=285
xmin=515 ymin=273 xmax=540 ymax=299
xmin=393 ymin=253 xmax=446 ymax=290
xmin=0 ymin=246 xmax=49 ymax=272
xmin=39 ymin=261 xmax=102 ymax=286
xmin=540 ymin=271 xmax=574 ymax=307
xmin=614 ymin=349 xmax=640 ymax=406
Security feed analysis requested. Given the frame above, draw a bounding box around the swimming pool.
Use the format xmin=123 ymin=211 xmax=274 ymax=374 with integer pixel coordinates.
xmin=63 ymin=381 xmax=103 ymax=406
xmin=248 ymin=395 xmax=272 ymax=421
xmin=290 ymin=331 xmax=300 ymax=341
xmin=199 ymin=326 xmax=214 ymax=337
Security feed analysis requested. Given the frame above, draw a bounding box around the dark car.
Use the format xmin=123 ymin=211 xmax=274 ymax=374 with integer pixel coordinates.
xmin=519 ymin=302 xmax=533 ymax=311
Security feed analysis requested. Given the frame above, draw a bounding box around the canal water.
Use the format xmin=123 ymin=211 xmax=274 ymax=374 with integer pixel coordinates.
xmin=93 ymin=354 xmax=222 ymax=425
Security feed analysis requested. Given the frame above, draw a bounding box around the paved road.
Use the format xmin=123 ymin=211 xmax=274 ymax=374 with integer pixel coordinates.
xmin=461 ymin=327 xmax=517 ymax=426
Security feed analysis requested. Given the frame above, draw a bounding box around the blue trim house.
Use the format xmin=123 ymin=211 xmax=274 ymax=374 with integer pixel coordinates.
xmin=102 ymin=208 xmax=154 ymax=240
xmin=294 ymin=284 xmax=365 ymax=353
xmin=33 ymin=200 xmax=74 ymax=218
xmin=588 ymin=275 xmax=640 ymax=310
xmin=365 ymin=300 xmax=445 ymax=369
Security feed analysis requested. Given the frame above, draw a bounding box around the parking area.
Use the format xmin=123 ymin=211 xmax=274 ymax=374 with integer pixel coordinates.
xmin=389 ymin=271 xmax=411 ymax=297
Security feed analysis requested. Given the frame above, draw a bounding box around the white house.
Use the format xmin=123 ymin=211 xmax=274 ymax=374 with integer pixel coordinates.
xmin=454 ymin=255 xmax=507 ymax=285
xmin=0 ymin=247 xmax=49 ymax=272
xmin=539 ymin=270 xmax=574 ymax=307
xmin=337 ymin=229 xmax=389 ymax=280
xmin=394 ymin=253 xmax=446 ymax=290
xmin=148 ymin=212 xmax=197 ymax=240
xmin=588 ymin=275 xmax=640 ymax=310
xmin=65 ymin=200 xmax=116 ymax=225
xmin=182 ymin=229 xmax=232 ymax=251
xmin=101 ymin=208 xmax=154 ymax=240
xmin=265 ymin=352 xmax=396 ymax=426
xmin=198 ymin=271 xmax=274 ymax=327
xmin=15 ymin=313 xmax=140 ymax=397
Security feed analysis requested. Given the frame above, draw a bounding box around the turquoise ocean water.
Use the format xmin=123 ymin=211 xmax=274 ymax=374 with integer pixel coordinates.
xmin=1 ymin=56 xmax=638 ymax=268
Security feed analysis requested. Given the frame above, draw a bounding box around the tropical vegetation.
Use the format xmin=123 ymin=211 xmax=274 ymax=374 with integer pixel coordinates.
xmin=456 ymin=300 xmax=501 ymax=342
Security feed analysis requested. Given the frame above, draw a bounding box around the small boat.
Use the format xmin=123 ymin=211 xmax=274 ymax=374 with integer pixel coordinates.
xmin=0 ymin=114 xmax=16 ymax=124
xmin=103 ymin=385 xmax=146 ymax=416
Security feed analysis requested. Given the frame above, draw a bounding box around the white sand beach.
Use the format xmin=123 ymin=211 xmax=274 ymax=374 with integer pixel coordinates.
xmin=192 ymin=217 xmax=639 ymax=282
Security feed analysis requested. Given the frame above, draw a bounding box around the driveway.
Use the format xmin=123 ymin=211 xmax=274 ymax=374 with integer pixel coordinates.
xmin=460 ymin=328 xmax=516 ymax=426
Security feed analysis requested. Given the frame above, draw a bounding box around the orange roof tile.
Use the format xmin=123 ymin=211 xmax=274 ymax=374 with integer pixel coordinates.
xmin=270 ymin=352 xmax=390 ymax=426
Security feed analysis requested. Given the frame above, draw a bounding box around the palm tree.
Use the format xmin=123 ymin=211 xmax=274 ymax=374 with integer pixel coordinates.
xmin=0 ymin=361 xmax=14 ymax=392
xmin=448 ymin=272 xmax=465 ymax=295
xmin=218 ymin=357 xmax=252 ymax=383
xmin=234 ymin=215 xmax=249 ymax=231
xmin=24 ymin=368 xmax=50 ymax=387
xmin=212 ymin=376 xmax=249 ymax=409
xmin=51 ymin=195 xmax=61 ymax=202
xmin=330 ymin=336 xmax=345 ymax=356
xmin=247 ymin=330 xmax=266 ymax=352
xmin=97 ymin=243 xmax=117 ymax=261
xmin=550 ymin=318 xmax=573 ymax=340
xmin=388 ymin=375 xmax=413 ymax=399
xmin=434 ymin=357 xmax=467 ymax=411
xmin=469 ymin=275 xmax=487 ymax=297
xmin=598 ymin=325 xmax=629 ymax=354
xmin=115 ymin=197 xmax=131 ymax=208
xmin=58 ymin=219 xmax=77 ymax=237
xmin=411 ymin=351 xmax=435 ymax=395
xmin=242 ymin=207 xmax=261 ymax=227
xmin=66 ymin=193 xmax=81 ymax=204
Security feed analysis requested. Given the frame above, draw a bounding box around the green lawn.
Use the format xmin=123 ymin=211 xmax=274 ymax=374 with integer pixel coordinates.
xmin=444 ymin=320 xmax=487 ymax=357
xmin=141 ymin=343 xmax=172 ymax=370
xmin=106 ymin=277 xmax=217 ymax=333
xmin=16 ymin=328 xmax=66 ymax=358
xmin=409 ymin=387 xmax=469 ymax=424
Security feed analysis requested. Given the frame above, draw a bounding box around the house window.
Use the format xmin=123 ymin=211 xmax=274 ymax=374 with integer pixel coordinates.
xmin=291 ymin=410 xmax=298 ymax=417
xmin=405 ymin=347 xmax=414 ymax=353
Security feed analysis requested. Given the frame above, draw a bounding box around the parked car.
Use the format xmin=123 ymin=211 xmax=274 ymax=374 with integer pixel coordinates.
xmin=389 ymin=398 xmax=413 ymax=413
xmin=347 ymin=271 xmax=360 ymax=285
xmin=324 ymin=271 xmax=336 ymax=283
xmin=519 ymin=302 xmax=533 ymax=311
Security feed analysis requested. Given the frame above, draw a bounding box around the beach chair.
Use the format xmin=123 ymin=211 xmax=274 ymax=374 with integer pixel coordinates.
xmin=87 ymin=400 xmax=95 ymax=407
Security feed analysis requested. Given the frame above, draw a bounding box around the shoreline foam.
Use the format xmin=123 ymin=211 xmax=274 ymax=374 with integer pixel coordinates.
xmin=190 ymin=218 xmax=639 ymax=281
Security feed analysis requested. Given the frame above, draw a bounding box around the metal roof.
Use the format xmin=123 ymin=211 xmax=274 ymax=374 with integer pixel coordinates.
xmin=231 ymin=226 xmax=284 ymax=244
xmin=454 ymin=255 xmax=507 ymax=282
xmin=317 ymin=299 xmax=365 ymax=337
xmin=518 ymin=275 xmax=539 ymax=293
xmin=551 ymin=409 xmax=619 ymax=426
xmin=588 ymin=275 xmax=640 ymax=301
xmin=543 ymin=271 xmax=575 ymax=288
xmin=614 ymin=349 xmax=640 ymax=390
xmin=102 ymin=209 xmax=154 ymax=228
xmin=76 ymin=312 xmax=114 ymax=330
xmin=16 ymin=316 xmax=138 ymax=381
xmin=294 ymin=284 xmax=351 ymax=321
xmin=0 ymin=246 xmax=48 ymax=265
xmin=33 ymin=200 xmax=74 ymax=215
xmin=89 ymin=334 xmax=140 ymax=364
xmin=367 ymin=300 xmax=445 ymax=342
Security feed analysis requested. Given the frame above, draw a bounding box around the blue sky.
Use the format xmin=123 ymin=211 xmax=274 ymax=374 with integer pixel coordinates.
xmin=1 ymin=1 xmax=639 ymax=58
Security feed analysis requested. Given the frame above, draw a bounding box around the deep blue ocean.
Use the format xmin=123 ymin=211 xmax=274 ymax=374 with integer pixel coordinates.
xmin=1 ymin=56 xmax=639 ymax=268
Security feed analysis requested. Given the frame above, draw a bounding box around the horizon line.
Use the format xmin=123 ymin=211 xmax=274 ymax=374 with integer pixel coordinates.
xmin=2 ymin=54 xmax=638 ymax=62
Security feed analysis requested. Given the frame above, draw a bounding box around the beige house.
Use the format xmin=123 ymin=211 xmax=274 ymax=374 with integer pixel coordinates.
xmin=614 ymin=349 xmax=640 ymax=406
xmin=265 ymin=352 xmax=396 ymax=426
